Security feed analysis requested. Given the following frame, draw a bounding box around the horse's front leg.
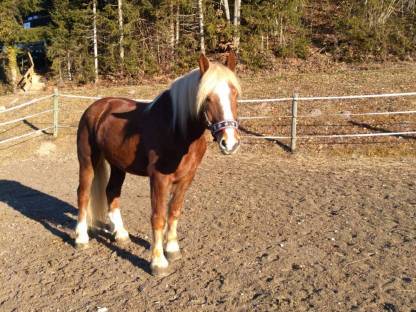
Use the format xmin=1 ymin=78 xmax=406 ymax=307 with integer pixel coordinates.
xmin=149 ymin=172 xmax=172 ymax=277
xmin=165 ymin=173 xmax=195 ymax=261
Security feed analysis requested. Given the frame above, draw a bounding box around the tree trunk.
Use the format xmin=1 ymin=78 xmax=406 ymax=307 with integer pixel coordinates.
xmin=170 ymin=1 xmax=175 ymax=54
xmin=261 ymin=34 xmax=264 ymax=51
xmin=266 ymin=33 xmax=269 ymax=50
xmin=198 ymin=0 xmax=205 ymax=54
xmin=223 ymin=0 xmax=230 ymax=22
xmin=118 ymin=0 xmax=124 ymax=68
xmin=93 ymin=0 xmax=99 ymax=84
xmin=279 ymin=16 xmax=284 ymax=46
xmin=67 ymin=51 xmax=72 ymax=81
xmin=59 ymin=61 xmax=63 ymax=82
xmin=233 ymin=0 xmax=241 ymax=51
xmin=6 ymin=46 xmax=18 ymax=91
xmin=175 ymin=5 xmax=180 ymax=45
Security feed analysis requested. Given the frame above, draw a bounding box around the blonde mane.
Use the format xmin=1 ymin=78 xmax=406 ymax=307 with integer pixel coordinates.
xmin=168 ymin=63 xmax=241 ymax=134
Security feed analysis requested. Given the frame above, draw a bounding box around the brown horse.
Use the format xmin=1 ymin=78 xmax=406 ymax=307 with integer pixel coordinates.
xmin=75 ymin=53 xmax=241 ymax=276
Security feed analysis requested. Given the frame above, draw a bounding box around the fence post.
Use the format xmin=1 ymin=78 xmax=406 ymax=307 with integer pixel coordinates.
xmin=53 ymin=88 xmax=59 ymax=137
xmin=290 ymin=93 xmax=298 ymax=153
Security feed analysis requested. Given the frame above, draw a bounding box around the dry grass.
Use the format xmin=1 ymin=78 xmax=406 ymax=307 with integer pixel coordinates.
xmin=1 ymin=62 xmax=416 ymax=163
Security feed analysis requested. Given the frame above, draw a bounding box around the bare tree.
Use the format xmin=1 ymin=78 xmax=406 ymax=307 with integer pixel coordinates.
xmin=118 ymin=0 xmax=124 ymax=67
xmin=233 ymin=0 xmax=241 ymax=50
xmin=198 ymin=0 xmax=205 ymax=53
xmin=93 ymin=0 xmax=99 ymax=83
xmin=175 ymin=5 xmax=180 ymax=45
xmin=67 ymin=51 xmax=72 ymax=81
xmin=222 ymin=0 xmax=230 ymax=22
xmin=170 ymin=1 xmax=175 ymax=50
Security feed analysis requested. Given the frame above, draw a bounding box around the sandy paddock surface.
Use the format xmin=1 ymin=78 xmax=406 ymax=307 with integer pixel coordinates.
xmin=0 ymin=140 xmax=415 ymax=311
xmin=0 ymin=63 xmax=416 ymax=311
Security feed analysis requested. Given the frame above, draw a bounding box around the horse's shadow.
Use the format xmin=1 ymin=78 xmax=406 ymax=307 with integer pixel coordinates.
xmin=0 ymin=180 xmax=151 ymax=274
xmin=0 ymin=180 xmax=76 ymax=242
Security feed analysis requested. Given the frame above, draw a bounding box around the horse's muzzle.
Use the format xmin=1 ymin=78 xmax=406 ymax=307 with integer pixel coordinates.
xmin=219 ymin=136 xmax=240 ymax=155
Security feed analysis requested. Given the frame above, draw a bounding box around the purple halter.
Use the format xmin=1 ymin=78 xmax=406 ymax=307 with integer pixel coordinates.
xmin=209 ymin=120 xmax=239 ymax=137
xmin=204 ymin=111 xmax=239 ymax=140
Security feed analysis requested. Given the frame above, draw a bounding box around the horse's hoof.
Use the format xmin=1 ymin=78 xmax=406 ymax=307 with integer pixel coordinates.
xmin=115 ymin=235 xmax=130 ymax=244
xmin=75 ymin=242 xmax=89 ymax=250
xmin=165 ymin=250 xmax=182 ymax=262
xmin=150 ymin=266 xmax=172 ymax=278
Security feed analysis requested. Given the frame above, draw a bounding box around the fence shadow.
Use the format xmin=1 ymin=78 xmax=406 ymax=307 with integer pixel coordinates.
xmin=0 ymin=179 xmax=151 ymax=274
xmin=23 ymin=120 xmax=53 ymax=135
xmin=349 ymin=120 xmax=416 ymax=140
xmin=239 ymin=125 xmax=291 ymax=152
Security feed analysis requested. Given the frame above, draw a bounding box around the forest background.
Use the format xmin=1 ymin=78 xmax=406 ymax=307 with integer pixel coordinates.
xmin=0 ymin=0 xmax=415 ymax=91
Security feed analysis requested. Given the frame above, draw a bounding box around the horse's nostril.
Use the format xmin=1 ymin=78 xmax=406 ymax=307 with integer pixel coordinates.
xmin=220 ymin=138 xmax=227 ymax=149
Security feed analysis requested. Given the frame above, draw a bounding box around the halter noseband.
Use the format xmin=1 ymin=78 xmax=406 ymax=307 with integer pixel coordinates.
xmin=204 ymin=112 xmax=239 ymax=139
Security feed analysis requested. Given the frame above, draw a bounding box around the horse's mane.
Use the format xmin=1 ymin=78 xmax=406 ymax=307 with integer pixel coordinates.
xmin=161 ymin=63 xmax=241 ymax=134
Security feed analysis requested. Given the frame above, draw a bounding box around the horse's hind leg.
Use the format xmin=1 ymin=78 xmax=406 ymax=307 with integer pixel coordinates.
xmin=75 ymin=158 xmax=94 ymax=247
xmin=106 ymin=165 xmax=129 ymax=242
xmin=76 ymin=119 xmax=101 ymax=247
xmin=165 ymin=173 xmax=195 ymax=261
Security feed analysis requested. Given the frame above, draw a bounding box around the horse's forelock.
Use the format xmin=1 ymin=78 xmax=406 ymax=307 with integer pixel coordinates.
xmin=196 ymin=64 xmax=241 ymax=114
xmin=169 ymin=63 xmax=241 ymax=134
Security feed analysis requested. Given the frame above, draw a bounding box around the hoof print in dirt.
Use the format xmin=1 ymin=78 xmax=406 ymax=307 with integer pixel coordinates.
xmin=165 ymin=250 xmax=182 ymax=262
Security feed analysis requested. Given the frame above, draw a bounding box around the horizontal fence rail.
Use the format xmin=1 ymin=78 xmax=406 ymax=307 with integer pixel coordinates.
xmin=0 ymin=109 xmax=54 ymax=127
xmin=0 ymin=92 xmax=57 ymax=145
xmin=60 ymin=93 xmax=152 ymax=103
xmin=0 ymin=90 xmax=415 ymax=150
xmin=238 ymin=91 xmax=416 ymax=104
xmin=243 ymin=131 xmax=416 ymax=140
xmin=240 ymin=110 xmax=416 ymax=120
xmin=0 ymin=95 xmax=53 ymax=114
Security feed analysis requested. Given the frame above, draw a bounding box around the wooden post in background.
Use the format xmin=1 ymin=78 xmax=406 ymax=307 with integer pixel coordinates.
xmin=53 ymin=88 xmax=59 ymax=137
xmin=290 ymin=93 xmax=298 ymax=153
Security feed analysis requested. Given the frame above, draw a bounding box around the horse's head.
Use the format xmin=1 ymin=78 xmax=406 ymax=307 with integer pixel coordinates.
xmin=198 ymin=52 xmax=241 ymax=155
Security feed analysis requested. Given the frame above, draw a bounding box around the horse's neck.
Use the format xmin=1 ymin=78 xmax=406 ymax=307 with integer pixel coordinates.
xmin=183 ymin=118 xmax=206 ymax=143
xmin=154 ymin=89 xmax=206 ymax=146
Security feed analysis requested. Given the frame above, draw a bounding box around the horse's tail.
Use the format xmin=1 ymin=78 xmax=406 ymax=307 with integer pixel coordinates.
xmin=87 ymin=155 xmax=110 ymax=228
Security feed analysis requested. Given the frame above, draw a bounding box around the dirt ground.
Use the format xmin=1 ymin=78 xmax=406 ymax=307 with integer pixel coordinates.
xmin=1 ymin=62 xmax=416 ymax=311
xmin=0 ymin=139 xmax=415 ymax=311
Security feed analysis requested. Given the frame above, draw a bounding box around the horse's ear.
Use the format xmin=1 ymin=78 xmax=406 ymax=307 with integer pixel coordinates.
xmin=225 ymin=51 xmax=237 ymax=71
xmin=198 ymin=53 xmax=210 ymax=75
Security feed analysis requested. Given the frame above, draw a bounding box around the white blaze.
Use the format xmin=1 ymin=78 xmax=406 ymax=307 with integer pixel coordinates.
xmin=213 ymin=81 xmax=238 ymax=150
